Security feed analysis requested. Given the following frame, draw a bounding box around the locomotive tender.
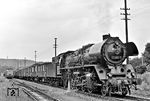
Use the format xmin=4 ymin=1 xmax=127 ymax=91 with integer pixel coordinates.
xmin=14 ymin=34 xmax=139 ymax=96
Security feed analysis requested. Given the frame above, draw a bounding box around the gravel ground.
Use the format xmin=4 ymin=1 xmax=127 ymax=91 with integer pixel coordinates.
xmin=131 ymin=88 xmax=150 ymax=98
xmin=15 ymin=79 xmax=110 ymax=101
xmin=0 ymin=76 xmax=34 ymax=101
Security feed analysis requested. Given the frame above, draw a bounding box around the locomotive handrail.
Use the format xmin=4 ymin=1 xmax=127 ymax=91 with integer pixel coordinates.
xmin=59 ymin=64 xmax=98 ymax=69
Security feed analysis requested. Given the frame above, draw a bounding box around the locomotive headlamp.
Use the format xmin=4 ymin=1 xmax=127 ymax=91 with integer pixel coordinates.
xmin=107 ymin=73 xmax=112 ymax=78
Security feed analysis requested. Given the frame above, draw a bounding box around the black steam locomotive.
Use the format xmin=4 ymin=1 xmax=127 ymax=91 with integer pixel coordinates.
xmin=14 ymin=34 xmax=139 ymax=96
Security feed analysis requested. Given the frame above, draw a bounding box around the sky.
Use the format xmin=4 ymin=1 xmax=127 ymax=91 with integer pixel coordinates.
xmin=0 ymin=0 xmax=150 ymax=62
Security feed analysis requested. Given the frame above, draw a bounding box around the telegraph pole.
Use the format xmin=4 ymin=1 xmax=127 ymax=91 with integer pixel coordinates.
xmin=54 ymin=38 xmax=57 ymax=58
xmin=54 ymin=38 xmax=57 ymax=76
xmin=35 ymin=50 xmax=37 ymax=64
xmin=121 ymin=0 xmax=130 ymax=64
xmin=24 ymin=57 xmax=26 ymax=67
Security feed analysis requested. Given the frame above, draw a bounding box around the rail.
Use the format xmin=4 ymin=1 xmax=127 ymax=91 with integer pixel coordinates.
xmin=13 ymin=80 xmax=59 ymax=101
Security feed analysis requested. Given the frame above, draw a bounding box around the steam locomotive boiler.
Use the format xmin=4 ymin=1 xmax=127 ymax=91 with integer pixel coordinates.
xmin=56 ymin=34 xmax=139 ymax=96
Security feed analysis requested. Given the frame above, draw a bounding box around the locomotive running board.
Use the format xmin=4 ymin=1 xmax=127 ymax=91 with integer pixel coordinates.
xmin=59 ymin=64 xmax=98 ymax=69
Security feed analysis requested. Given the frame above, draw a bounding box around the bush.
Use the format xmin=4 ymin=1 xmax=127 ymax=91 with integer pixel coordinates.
xmin=138 ymin=72 xmax=150 ymax=91
xmin=135 ymin=65 xmax=147 ymax=74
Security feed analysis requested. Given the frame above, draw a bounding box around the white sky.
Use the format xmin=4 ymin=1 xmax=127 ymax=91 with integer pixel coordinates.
xmin=0 ymin=0 xmax=149 ymax=61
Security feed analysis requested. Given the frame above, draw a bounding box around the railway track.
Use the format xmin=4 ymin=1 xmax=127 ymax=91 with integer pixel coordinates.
xmin=76 ymin=90 xmax=150 ymax=101
xmin=13 ymin=79 xmax=150 ymax=101
xmin=13 ymin=80 xmax=59 ymax=101
xmin=22 ymin=88 xmax=39 ymax=101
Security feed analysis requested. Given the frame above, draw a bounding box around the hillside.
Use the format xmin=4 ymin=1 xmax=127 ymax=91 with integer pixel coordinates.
xmin=0 ymin=58 xmax=35 ymax=73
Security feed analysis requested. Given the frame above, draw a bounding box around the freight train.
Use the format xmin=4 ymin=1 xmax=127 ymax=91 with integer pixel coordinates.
xmin=14 ymin=34 xmax=139 ymax=96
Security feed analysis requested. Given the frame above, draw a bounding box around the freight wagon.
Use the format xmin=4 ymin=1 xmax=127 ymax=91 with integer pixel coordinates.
xmin=14 ymin=62 xmax=62 ymax=86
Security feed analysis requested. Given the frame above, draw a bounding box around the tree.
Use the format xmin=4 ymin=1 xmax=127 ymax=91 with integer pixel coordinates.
xmin=129 ymin=57 xmax=147 ymax=74
xmin=129 ymin=57 xmax=142 ymax=68
xmin=143 ymin=43 xmax=150 ymax=66
xmin=135 ymin=65 xmax=147 ymax=74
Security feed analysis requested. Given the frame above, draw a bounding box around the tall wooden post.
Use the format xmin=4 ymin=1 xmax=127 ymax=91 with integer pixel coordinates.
xmin=54 ymin=38 xmax=57 ymax=76
xmin=121 ymin=0 xmax=130 ymax=64
xmin=35 ymin=50 xmax=37 ymax=64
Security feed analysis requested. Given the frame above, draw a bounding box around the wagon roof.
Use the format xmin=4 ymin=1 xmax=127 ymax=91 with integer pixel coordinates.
xmin=14 ymin=62 xmax=52 ymax=72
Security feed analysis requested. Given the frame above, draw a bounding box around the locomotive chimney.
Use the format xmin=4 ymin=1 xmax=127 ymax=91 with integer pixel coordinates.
xmin=103 ymin=34 xmax=111 ymax=40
